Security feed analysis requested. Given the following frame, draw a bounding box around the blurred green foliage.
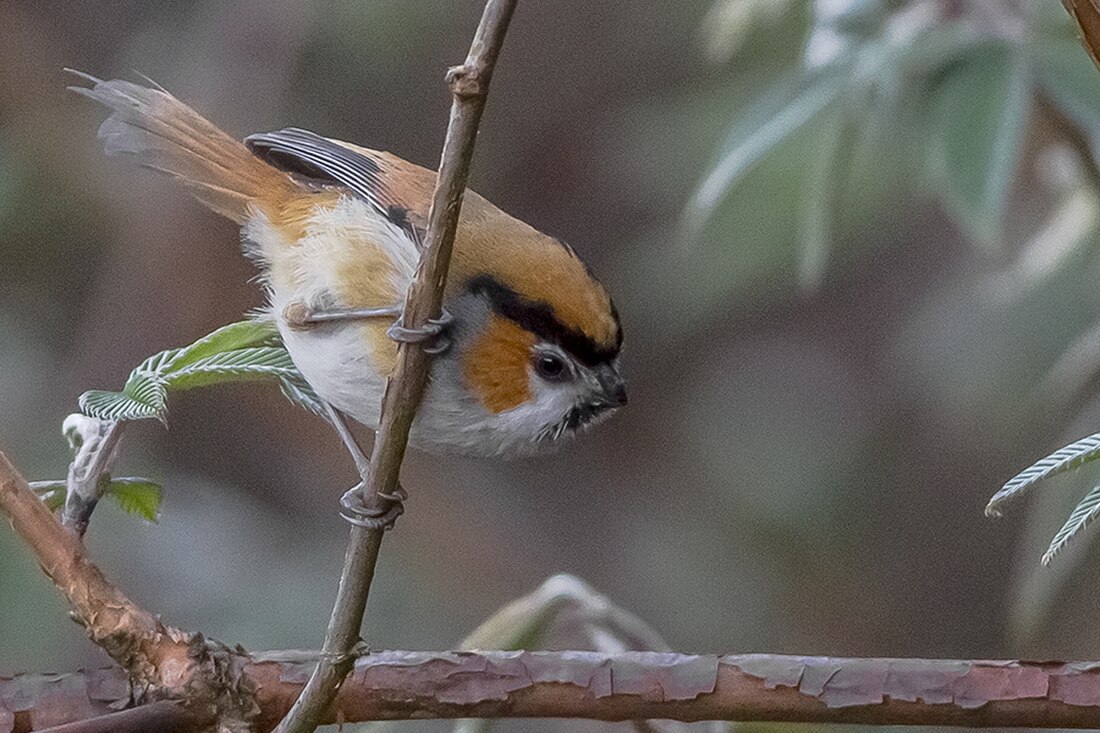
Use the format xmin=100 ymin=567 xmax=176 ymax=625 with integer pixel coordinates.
xmin=689 ymin=0 xmax=1100 ymax=276
xmin=690 ymin=0 xmax=1100 ymax=629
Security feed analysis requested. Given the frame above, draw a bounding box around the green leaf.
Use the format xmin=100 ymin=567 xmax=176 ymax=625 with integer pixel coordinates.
xmin=700 ymin=0 xmax=800 ymax=62
xmin=931 ymin=43 xmax=1030 ymax=247
xmin=131 ymin=347 xmax=186 ymax=379
xmin=1033 ymin=36 xmax=1100 ymax=144
xmin=78 ymin=320 xmax=325 ymax=426
xmin=896 ymin=22 xmax=988 ymax=78
xmin=1044 ymin=483 xmax=1100 ymax=565
xmin=160 ymin=319 xmax=282 ymax=373
xmin=685 ymin=67 xmax=847 ymax=234
xmin=104 ymin=477 xmax=162 ymax=522
xmin=278 ymin=374 xmax=330 ymax=419
xmin=797 ymin=104 xmax=851 ymax=291
xmin=163 ymin=346 xmax=300 ymax=392
xmin=79 ymin=373 xmax=167 ymax=422
xmin=987 ymin=431 xmax=1100 ymax=517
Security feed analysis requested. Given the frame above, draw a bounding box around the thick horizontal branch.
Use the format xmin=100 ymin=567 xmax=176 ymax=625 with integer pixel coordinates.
xmin=12 ymin=651 xmax=1100 ymax=731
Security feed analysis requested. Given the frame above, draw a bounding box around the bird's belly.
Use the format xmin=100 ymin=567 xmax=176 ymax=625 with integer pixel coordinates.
xmin=278 ymin=320 xmax=482 ymax=455
xmin=278 ymin=321 xmax=387 ymax=429
xmin=249 ymin=194 xmax=420 ymax=429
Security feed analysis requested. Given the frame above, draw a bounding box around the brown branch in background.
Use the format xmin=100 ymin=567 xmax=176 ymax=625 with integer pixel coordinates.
xmin=272 ymin=2 xmax=519 ymax=732
xmin=17 ymin=652 xmax=1100 ymax=731
xmin=20 ymin=701 xmax=208 ymax=733
xmin=1064 ymin=0 xmax=1100 ymax=71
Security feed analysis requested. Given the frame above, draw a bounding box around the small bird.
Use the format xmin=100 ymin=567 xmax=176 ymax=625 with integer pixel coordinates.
xmin=71 ymin=73 xmax=626 ymax=525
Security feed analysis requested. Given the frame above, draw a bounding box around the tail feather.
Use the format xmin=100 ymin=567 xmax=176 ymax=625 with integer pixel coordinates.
xmin=68 ymin=70 xmax=293 ymax=222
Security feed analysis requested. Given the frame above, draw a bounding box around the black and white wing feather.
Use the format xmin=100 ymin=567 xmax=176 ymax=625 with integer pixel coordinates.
xmin=245 ymin=127 xmax=419 ymax=242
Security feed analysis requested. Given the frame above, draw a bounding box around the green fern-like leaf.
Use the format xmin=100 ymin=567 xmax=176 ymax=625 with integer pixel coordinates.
xmin=104 ymin=478 xmax=162 ymax=522
xmin=78 ymin=319 xmax=323 ymax=425
xmin=278 ymin=374 xmax=329 ymax=419
xmin=132 ymin=347 xmax=186 ymax=378
xmin=992 ymin=430 xmax=1100 ymax=567
xmin=161 ymin=319 xmax=281 ymax=373
xmin=164 ymin=346 xmax=300 ymax=391
xmin=1043 ymin=484 xmax=1100 ymax=565
xmin=987 ymin=432 xmax=1100 ymax=517
xmin=80 ymin=372 xmax=167 ymax=422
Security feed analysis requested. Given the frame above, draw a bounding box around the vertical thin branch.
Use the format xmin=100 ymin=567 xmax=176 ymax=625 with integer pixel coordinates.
xmin=272 ymin=2 xmax=520 ymax=732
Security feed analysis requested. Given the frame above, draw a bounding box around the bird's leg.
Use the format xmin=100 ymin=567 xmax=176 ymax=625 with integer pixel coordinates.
xmin=283 ymin=302 xmax=454 ymax=354
xmin=284 ymin=303 xmax=403 ymax=328
xmin=324 ymin=403 xmax=405 ymax=530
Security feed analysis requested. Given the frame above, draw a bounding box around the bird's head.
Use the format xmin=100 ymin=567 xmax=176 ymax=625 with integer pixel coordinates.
xmin=425 ymin=218 xmax=626 ymax=457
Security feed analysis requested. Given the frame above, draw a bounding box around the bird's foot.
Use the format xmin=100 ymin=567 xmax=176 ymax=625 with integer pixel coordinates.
xmin=387 ymin=310 xmax=455 ymax=355
xmin=339 ymin=482 xmax=408 ymax=530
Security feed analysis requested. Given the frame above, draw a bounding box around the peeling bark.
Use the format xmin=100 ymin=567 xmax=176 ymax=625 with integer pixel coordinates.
xmin=12 ymin=652 xmax=1100 ymax=731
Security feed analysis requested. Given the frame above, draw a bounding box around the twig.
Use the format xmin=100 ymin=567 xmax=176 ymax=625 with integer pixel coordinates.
xmin=33 ymin=701 xmax=210 ymax=733
xmin=18 ymin=652 xmax=1100 ymax=730
xmin=1064 ymin=0 xmax=1100 ymax=71
xmin=0 ymin=451 xmax=264 ymax=726
xmin=61 ymin=418 xmax=126 ymax=535
xmin=271 ymin=2 xmax=519 ymax=732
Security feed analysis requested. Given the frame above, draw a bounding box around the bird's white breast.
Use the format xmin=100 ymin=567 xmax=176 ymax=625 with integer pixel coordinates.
xmin=243 ymin=196 xmax=417 ymax=429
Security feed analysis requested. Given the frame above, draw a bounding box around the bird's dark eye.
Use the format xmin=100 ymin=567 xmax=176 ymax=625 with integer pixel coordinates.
xmin=534 ymin=353 xmax=568 ymax=381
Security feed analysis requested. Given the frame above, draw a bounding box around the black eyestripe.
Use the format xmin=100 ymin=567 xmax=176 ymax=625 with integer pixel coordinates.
xmin=467 ymin=275 xmax=620 ymax=367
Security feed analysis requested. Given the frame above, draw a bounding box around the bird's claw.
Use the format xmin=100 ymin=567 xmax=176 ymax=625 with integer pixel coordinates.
xmin=339 ymin=482 xmax=408 ymax=530
xmin=387 ymin=310 xmax=455 ymax=355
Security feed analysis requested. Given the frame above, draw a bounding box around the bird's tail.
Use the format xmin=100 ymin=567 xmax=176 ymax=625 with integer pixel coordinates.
xmin=68 ymin=71 xmax=293 ymax=223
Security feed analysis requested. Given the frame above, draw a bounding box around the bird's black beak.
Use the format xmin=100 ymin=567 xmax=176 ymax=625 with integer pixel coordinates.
xmin=596 ymin=365 xmax=627 ymax=408
xmin=558 ymin=366 xmax=627 ymax=435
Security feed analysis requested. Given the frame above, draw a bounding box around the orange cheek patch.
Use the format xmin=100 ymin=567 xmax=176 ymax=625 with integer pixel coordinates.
xmin=463 ymin=316 xmax=535 ymax=414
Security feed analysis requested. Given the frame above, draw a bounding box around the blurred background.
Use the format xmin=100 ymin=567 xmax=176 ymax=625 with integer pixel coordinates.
xmin=7 ymin=0 xmax=1100 ymax=729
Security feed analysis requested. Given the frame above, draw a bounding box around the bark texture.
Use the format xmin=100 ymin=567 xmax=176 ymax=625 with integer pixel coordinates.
xmin=12 ymin=652 xmax=1100 ymax=731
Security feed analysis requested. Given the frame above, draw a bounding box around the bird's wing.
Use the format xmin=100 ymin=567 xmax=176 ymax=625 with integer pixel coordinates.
xmin=245 ymin=127 xmax=433 ymax=245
